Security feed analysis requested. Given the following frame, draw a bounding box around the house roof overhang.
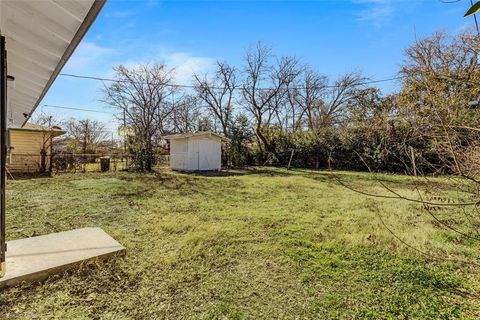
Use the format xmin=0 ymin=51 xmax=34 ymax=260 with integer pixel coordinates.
xmin=0 ymin=0 xmax=106 ymax=128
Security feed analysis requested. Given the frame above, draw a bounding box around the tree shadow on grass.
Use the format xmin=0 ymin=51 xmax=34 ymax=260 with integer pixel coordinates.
xmin=8 ymin=172 xmax=54 ymax=181
xmin=173 ymin=166 xmax=297 ymax=178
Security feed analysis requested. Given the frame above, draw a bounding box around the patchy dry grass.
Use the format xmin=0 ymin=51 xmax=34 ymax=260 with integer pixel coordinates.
xmin=1 ymin=167 xmax=480 ymax=319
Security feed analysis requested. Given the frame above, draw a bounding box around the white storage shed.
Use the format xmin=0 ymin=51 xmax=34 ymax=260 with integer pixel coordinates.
xmin=163 ymin=132 xmax=229 ymax=172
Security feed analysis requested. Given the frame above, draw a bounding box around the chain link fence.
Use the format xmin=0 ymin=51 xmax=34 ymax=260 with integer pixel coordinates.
xmin=7 ymin=152 xmax=170 ymax=175
xmin=52 ymin=153 xmax=170 ymax=173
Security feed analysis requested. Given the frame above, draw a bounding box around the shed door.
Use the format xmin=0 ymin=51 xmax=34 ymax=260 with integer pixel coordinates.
xmin=190 ymin=139 xmax=212 ymax=171
xmin=198 ymin=139 xmax=212 ymax=170
xmin=192 ymin=139 xmax=200 ymax=170
xmin=170 ymin=139 xmax=187 ymax=170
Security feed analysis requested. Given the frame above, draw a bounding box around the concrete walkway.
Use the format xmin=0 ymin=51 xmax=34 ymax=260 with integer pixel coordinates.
xmin=0 ymin=227 xmax=125 ymax=289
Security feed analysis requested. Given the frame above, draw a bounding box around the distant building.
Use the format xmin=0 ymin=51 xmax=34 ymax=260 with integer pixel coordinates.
xmin=7 ymin=123 xmax=65 ymax=173
xmin=163 ymin=132 xmax=229 ymax=171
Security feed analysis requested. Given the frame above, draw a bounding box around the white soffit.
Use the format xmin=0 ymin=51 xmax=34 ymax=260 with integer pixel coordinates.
xmin=0 ymin=0 xmax=106 ymax=127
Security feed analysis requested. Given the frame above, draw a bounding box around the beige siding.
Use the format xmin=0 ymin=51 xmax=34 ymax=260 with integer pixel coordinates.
xmin=7 ymin=130 xmax=52 ymax=173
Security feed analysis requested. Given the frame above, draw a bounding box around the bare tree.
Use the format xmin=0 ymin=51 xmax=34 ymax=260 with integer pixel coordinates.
xmin=169 ymin=94 xmax=202 ymax=133
xmin=339 ymin=31 xmax=480 ymax=250
xmin=193 ymin=61 xmax=237 ymax=137
xmin=102 ymin=63 xmax=176 ymax=171
xmin=398 ymin=31 xmax=480 ymax=176
xmin=65 ymin=119 xmax=109 ymax=154
xmin=290 ymin=67 xmax=328 ymax=133
xmin=241 ymin=42 xmax=301 ymax=158
xmin=31 ymin=112 xmax=63 ymax=173
xmin=306 ymin=72 xmax=366 ymax=131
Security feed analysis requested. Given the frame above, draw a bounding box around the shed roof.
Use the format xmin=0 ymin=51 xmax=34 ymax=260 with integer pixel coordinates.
xmin=0 ymin=0 xmax=106 ymax=127
xmin=163 ymin=131 xmax=230 ymax=142
xmin=8 ymin=122 xmax=66 ymax=136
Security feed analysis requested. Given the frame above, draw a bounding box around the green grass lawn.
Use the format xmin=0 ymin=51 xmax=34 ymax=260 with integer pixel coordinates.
xmin=1 ymin=167 xmax=479 ymax=319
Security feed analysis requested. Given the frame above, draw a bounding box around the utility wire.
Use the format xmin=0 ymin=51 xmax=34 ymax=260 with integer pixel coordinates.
xmin=43 ymin=104 xmax=115 ymax=115
xmin=58 ymin=72 xmax=404 ymax=91
xmin=47 ymin=72 xmax=477 ymax=116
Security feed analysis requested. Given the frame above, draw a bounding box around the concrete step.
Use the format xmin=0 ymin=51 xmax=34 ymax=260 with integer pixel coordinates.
xmin=0 ymin=227 xmax=125 ymax=289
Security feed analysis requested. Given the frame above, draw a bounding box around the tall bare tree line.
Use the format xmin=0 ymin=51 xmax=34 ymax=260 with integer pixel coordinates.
xmin=101 ymin=32 xmax=479 ymax=176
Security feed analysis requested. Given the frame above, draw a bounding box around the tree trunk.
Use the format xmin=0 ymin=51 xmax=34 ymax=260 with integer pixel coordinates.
xmin=40 ymin=149 xmax=47 ymax=173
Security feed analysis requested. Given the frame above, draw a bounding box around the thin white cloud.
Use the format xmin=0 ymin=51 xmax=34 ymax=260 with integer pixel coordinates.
xmin=121 ymin=48 xmax=215 ymax=85
xmin=66 ymin=40 xmax=214 ymax=86
xmin=163 ymin=52 xmax=215 ymax=85
xmin=66 ymin=41 xmax=114 ymax=71
xmin=354 ymin=0 xmax=400 ymax=27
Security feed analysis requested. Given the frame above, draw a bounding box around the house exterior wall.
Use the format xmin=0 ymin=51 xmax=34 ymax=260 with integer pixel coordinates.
xmin=169 ymin=136 xmax=222 ymax=171
xmin=7 ymin=130 xmax=51 ymax=172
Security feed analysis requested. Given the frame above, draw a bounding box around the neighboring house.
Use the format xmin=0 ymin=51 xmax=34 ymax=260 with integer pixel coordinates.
xmin=7 ymin=123 xmax=65 ymax=173
xmin=163 ymin=131 xmax=229 ymax=171
xmin=51 ymin=136 xmax=75 ymax=154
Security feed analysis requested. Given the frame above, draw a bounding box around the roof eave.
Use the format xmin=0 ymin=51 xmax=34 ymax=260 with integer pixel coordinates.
xmin=163 ymin=132 xmax=230 ymax=142
xmin=8 ymin=127 xmax=66 ymax=136
xmin=21 ymin=0 xmax=107 ymax=126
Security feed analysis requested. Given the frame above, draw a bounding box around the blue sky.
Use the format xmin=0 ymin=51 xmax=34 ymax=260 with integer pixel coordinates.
xmin=39 ymin=0 xmax=476 ymax=132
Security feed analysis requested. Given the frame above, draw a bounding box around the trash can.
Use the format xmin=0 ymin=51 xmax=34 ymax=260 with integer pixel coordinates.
xmin=100 ymin=156 xmax=110 ymax=172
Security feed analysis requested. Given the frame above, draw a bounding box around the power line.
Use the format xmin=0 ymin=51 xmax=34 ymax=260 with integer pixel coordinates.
xmin=59 ymin=71 xmax=480 ymax=91
xmin=43 ymin=104 xmax=115 ymax=115
xmin=58 ymin=72 xmax=404 ymax=91
xmin=59 ymin=73 xmax=196 ymax=89
xmin=46 ymin=72 xmax=476 ymax=116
